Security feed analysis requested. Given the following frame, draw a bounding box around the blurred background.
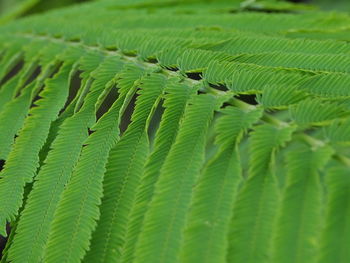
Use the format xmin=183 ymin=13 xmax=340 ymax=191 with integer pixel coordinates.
xmin=0 ymin=0 xmax=350 ymax=24
xmin=0 ymin=0 xmax=89 ymax=23
xmin=315 ymin=0 xmax=350 ymax=10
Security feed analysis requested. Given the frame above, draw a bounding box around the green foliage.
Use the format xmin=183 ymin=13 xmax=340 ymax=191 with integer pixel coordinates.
xmin=0 ymin=0 xmax=350 ymax=262
xmin=0 ymin=0 xmax=90 ymax=24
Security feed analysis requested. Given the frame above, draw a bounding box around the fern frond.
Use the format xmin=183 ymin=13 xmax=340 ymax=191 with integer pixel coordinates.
xmin=324 ymin=118 xmax=350 ymax=144
xmin=6 ymin=56 xmax=124 ymax=263
xmin=42 ymin=63 xmax=145 ymax=263
xmin=1 ymin=1 xmax=350 ymax=262
xmin=200 ymin=34 xmax=350 ymax=56
xmin=0 ymin=42 xmax=66 ymax=159
xmin=0 ymin=62 xmax=74 ymax=236
xmin=84 ymin=73 xmax=167 ymax=262
xmin=227 ymin=123 xmax=295 ymax=263
xmin=319 ymin=166 xmax=350 ymax=263
xmin=271 ymin=143 xmax=334 ymax=263
xmin=133 ymin=93 xmax=222 ymax=263
xmin=233 ymin=52 xmax=350 ymax=74
xmin=290 ymin=98 xmax=349 ymax=125
xmin=119 ymin=81 xmax=195 ymax=263
xmin=257 ymin=85 xmax=307 ymax=109
xmin=179 ymin=106 xmax=262 ymax=263
xmin=0 ymin=74 xmax=21 ymax=113
xmin=299 ymin=73 xmax=350 ymax=97
xmin=0 ymin=81 xmax=35 ymax=160
xmin=0 ymin=45 xmax=23 ymax=81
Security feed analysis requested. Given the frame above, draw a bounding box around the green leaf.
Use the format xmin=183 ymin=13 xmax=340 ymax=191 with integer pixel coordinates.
xmin=43 ymin=63 xmax=145 ymax=263
xmin=7 ymin=56 xmax=124 ymax=263
xmin=179 ymin=107 xmax=262 ymax=263
xmin=119 ymin=81 xmax=195 ymax=263
xmin=319 ymin=165 xmax=350 ymax=263
xmin=227 ymin=124 xmax=295 ymax=263
xmin=271 ymin=143 xmax=333 ymax=263
xmin=85 ymin=73 xmax=167 ymax=262
xmin=0 ymin=62 xmax=74 ymax=236
xmin=133 ymin=93 xmax=221 ymax=263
